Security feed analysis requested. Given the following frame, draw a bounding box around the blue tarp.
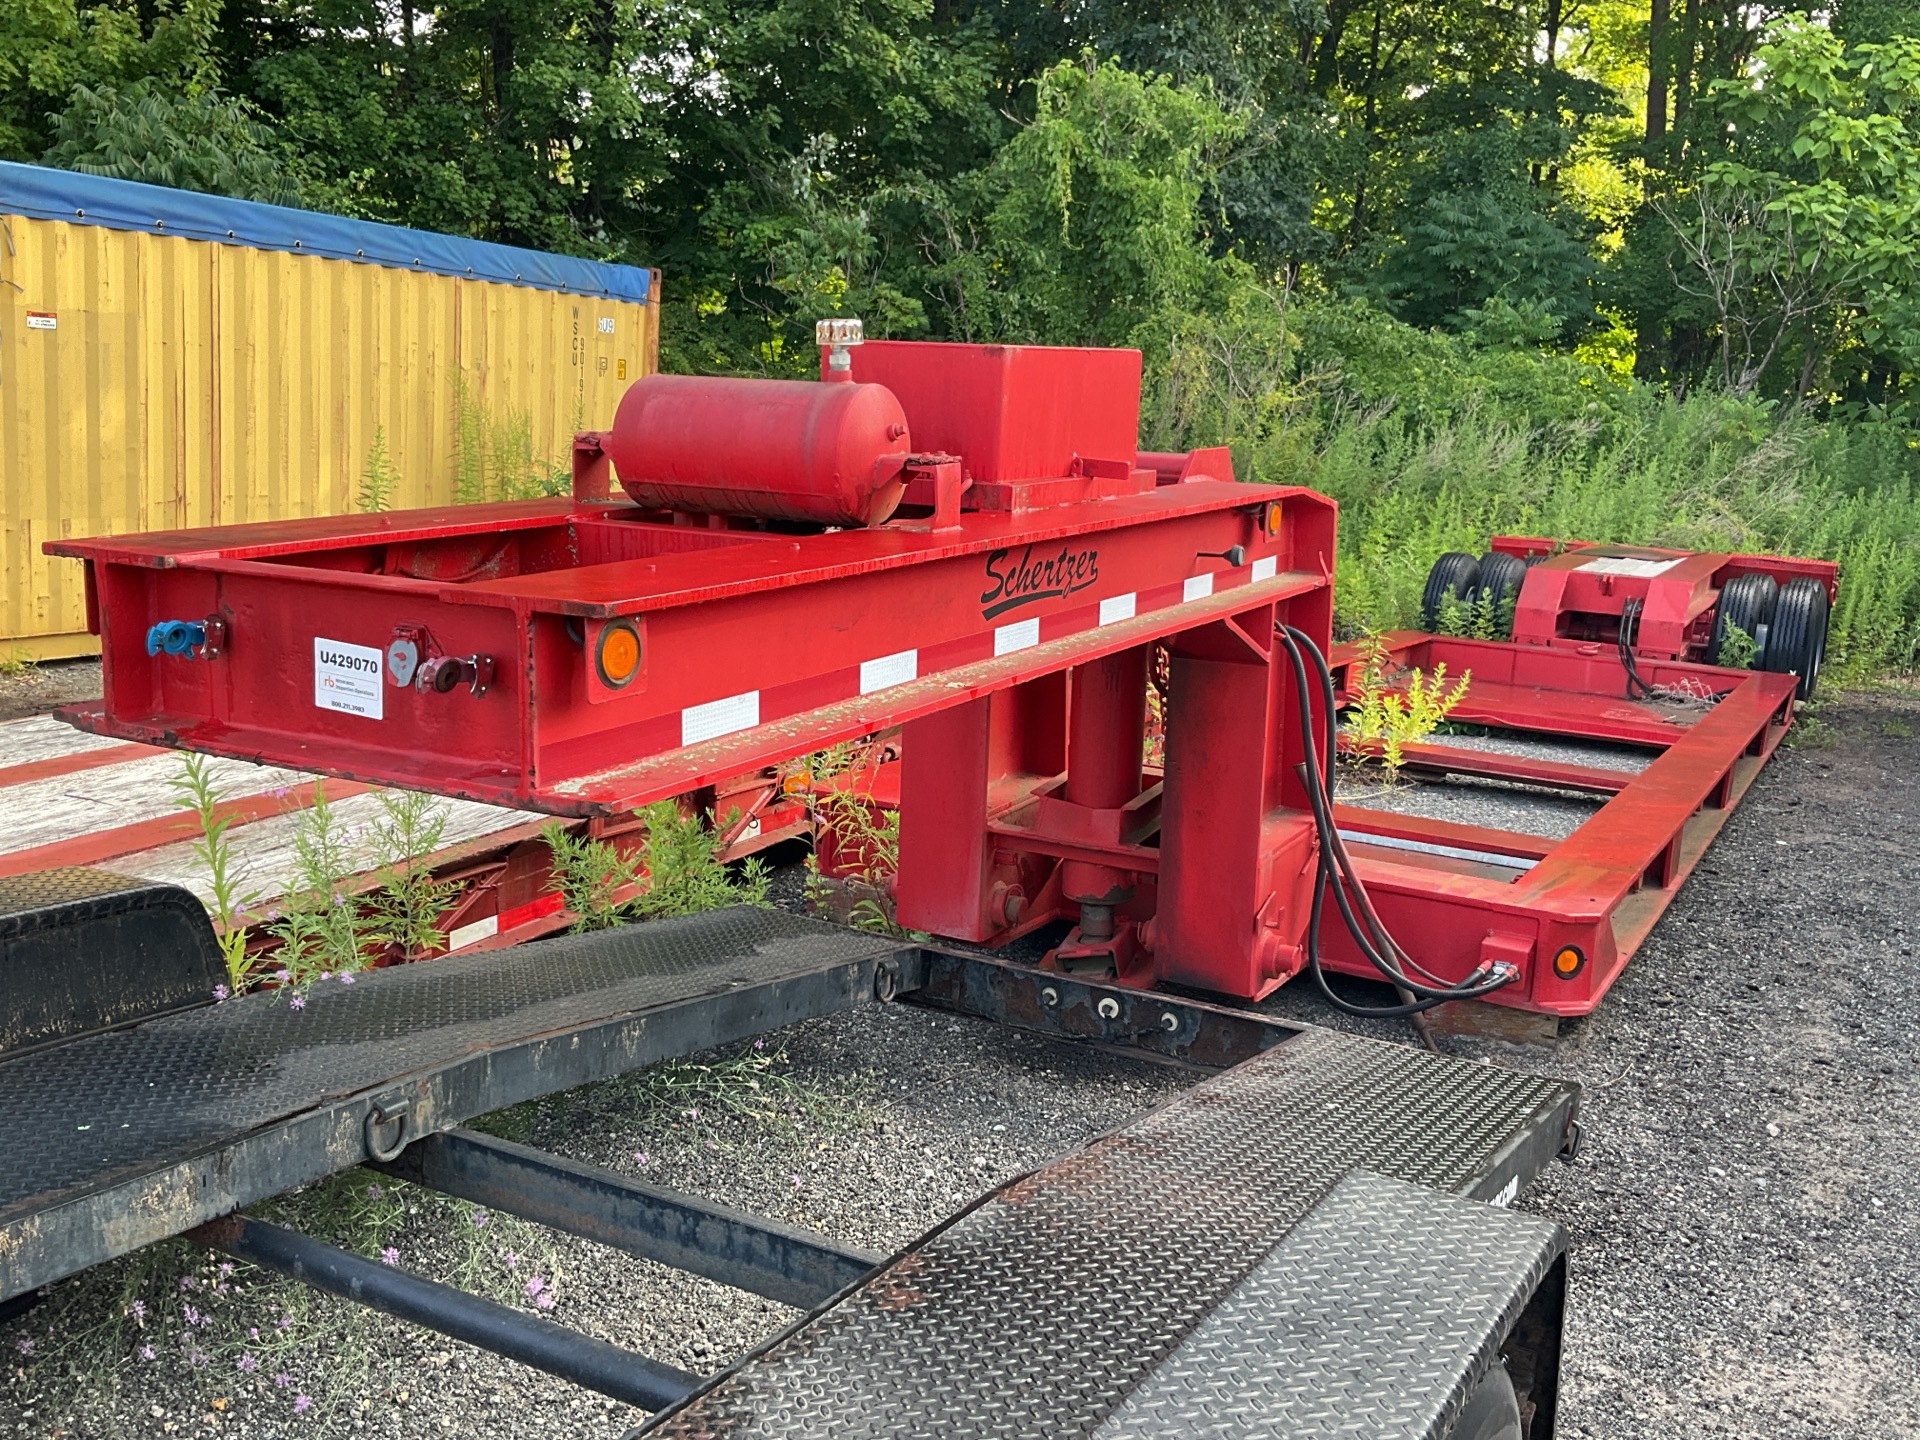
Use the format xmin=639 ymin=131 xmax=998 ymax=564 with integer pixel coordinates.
xmin=0 ymin=161 xmax=651 ymax=303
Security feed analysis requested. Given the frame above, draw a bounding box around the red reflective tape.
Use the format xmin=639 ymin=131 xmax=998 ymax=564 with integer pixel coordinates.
xmin=498 ymin=891 xmax=565 ymax=932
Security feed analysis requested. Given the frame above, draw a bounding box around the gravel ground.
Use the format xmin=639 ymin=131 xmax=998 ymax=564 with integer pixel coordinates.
xmin=2 ymin=688 xmax=1916 ymax=1438
xmin=0 ymin=659 xmax=102 ymax=724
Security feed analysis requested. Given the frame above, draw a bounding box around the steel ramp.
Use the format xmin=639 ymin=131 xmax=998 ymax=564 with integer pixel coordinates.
xmin=0 ymin=897 xmax=911 ymax=1300
xmin=639 ymin=1027 xmax=1573 ymax=1440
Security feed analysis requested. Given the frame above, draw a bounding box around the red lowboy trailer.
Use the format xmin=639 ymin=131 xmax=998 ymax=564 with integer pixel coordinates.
xmin=43 ymin=326 xmax=1835 ymax=1021
xmin=48 ymin=332 xmax=1343 ymax=1004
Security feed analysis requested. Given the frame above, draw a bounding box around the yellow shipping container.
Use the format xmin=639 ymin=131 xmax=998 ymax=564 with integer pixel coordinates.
xmin=0 ymin=162 xmax=659 ymax=660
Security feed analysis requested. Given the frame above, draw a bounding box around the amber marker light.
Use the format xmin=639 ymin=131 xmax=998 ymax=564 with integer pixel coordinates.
xmin=1552 ymin=945 xmax=1587 ymax=980
xmin=595 ymin=620 xmax=642 ymax=688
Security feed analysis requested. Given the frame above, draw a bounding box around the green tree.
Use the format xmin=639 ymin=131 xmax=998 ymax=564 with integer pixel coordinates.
xmin=42 ymin=78 xmax=303 ymax=203
xmin=1658 ymin=19 xmax=1920 ymax=400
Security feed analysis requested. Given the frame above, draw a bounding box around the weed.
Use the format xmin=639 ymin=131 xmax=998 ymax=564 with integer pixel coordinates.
xmin=632 ymin=800 xmax=770 ymax=919
xmin=266 ymin=781 xmax=370 ymax=987
xmin=1346 ymin=633 xmax=1472 ymax=782
xmin=1717 ymin=619 xmax=1760 ymax=670
xmin=1882 ymin=716 xmax=1915 ymax=739
xmin=794 ymin=743 xmax=917 ymax=936
xmin=0 ymin=650 xmax=33 ymax=678
xmin=542 ymin=822 xmax=643 ymax=932
xmin=357 ymin=426 xmax=401 ymax=513
xmin=169 ymin=752 xmax=259 ymax=995
xmin=451 ymin=371 xmax=569 ymax=504
xmin=361 ymin=790 xmax=455 ymax=958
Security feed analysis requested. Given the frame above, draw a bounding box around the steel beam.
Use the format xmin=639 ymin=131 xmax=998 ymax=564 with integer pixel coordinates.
xmin=379 ymin=1129 xmax=880 ymax=1309
xmin=906 ymin=949 xmax=1302 ymax=1071
xmin=195 ymin=1214 xmax=696 ymax=1412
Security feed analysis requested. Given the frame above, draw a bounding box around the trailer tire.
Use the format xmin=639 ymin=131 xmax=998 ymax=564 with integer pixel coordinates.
xmin=1708 ymin=572 xmax=1778 ymax=668
xmin=1476 ymin=552 xmax=1529 ymax=635
xmin=1764 ymin=577 xmax=1831 ymax=700
xmin=1422 ymin=552 xmax=1482 ymax=631
xmin=1446 ymin=1363 xmax=1525 ymax=1440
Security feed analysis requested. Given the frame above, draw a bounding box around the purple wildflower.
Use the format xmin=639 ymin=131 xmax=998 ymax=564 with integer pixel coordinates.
xmin=524 ymin=1276 xmax=545 ymax=1299
xmin=277 ymin=1316 xmax=292 ymax=1332
xmin=471 ymin=1208 xmax=488 ymax=1229
xmin=180 ymin=1276 xmax=199 ymax=1293
xmin=339 ymin=973 xmax=356 ymax=985
xmin=183 ymin=1304 xmax=202 ymax=1327
xmin=366 ymin=1183 xmax=383 ymax=1200
xmin=503 ymin=1252 xmax=519 ymax=1271
xmin=239 ymin=1354 xmax=258 ymax=1373
xmin=536 ymin=1293 xmax=555 ymax=1311
xmin=218 ymin=1262 xmax=234 ymax=1278
xmin=130 ymin=1300 xmax=146 ymax=1321
xmin=319 ymin=970 xmax=331 ymax=981
xmin=275 ymin=1371 xmax=292 ymax=1388
xmin=288 ymin=994 xmax=306 ymax=1011
xmin=754 ymin=1038 xmax=766 ymax=1051
xmin=381 ymin=1247 xmax=399 ymax=1267
xmin=15 ymin=1337 xmax=32 ymax=1355
xmin=249 ymin=1327 xmax=259 ymax=1340
xmin=294 ymin=1394 xmax=312 ymax=1414
xmin=190 ymin=1350 xmax=208 ymax=1369
xmin=792 ymin=1173 xmax=803 ymax=1189
xmin=274 ymin=968 xmax=290 ymax=984
xmin=213 ymin=985 xmax=230 ymax=1001
xmin=633 ymin=1151 xmax=648 ymax=1166
xmin=140 ymin=1345 xmax=155 ymax=1361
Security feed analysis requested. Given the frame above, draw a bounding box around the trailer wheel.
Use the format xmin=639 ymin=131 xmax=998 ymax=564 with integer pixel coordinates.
xmin=1708 ymin=572 xmax=1779 ymax=667
xmin=1476 ymin=552 xmax=1529 ymax=635
xmin=1763 ymin=576 xmax=1831 ymax=700
xmin=1422 ymin=552 xmax=1482 ymax=631
xmin=1446 ymin=1363 xmax=1525 ymax=1440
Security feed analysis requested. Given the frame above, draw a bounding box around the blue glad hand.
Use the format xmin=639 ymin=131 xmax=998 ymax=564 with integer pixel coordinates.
xmin=145 ymin=620 xmax=208 ymax=657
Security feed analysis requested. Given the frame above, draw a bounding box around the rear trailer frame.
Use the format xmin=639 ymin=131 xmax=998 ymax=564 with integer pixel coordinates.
xmin=0 ymin=874 xmax=1579 ymax=1439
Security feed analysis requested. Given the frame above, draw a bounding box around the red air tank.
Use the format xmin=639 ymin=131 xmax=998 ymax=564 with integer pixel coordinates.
xmin=607 ymin=375 xmax=912 ymax=527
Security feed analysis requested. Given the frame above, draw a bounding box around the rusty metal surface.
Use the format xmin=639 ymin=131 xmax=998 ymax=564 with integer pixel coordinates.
xmin=640 ymin=1026 xmax=1576 ymax=1439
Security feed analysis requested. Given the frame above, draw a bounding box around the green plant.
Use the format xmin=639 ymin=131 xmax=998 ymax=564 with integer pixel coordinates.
xmin=1717 ymin=619 xmax=1760 ymax=671
xmin=1347 ymin=634 xmax=1473 ymax=783
xmin=266 ymin=781 xmax=370 ymax=987
xmin=356 ymin=426 xmax=401 ymax=513
xmin=632 ymin=801 xmax=769 ymax=919
xmin=169 ymin=752 xmax=259 ymax=996
xmin=542 ymin=822 xmax=643 ymax=932
xmin=790 ymin=744 xmax=915 ymax=935
xmin=361 ymin=790 xmax=455 ymax=958
xmin=0 ymin=649 xmax=34 ymax=678
xmin=450 ymin=372 xmax=569 ymax=504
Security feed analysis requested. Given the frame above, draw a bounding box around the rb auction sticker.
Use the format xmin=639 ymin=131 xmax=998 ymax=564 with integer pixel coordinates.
xmin=314 ymin=637 xmax=384 ymax=719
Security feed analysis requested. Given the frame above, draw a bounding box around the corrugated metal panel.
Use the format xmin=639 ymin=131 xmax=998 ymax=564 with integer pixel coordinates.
xmin=0 ymin=212 xmax=658 ymax=658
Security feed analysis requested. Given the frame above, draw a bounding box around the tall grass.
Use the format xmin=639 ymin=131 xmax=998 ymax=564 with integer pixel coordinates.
xmin=1146 ymin=298 xmax=1920 ymax=683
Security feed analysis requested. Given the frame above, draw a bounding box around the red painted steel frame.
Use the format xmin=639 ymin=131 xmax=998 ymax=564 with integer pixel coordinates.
xmin=46 ymin=340 xmax=1340 ymax=1001
xmin=1327 ymin=631 xmax=1798 ymax=1015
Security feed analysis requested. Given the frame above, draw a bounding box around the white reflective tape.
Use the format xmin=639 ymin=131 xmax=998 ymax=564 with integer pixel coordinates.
xmin=1183 ymin=573 xmax=1214 ymax=603
xmin=1252 ymin=555 xmax=1277 ymax=582
xmin=682 ymin=690 xmax=760 ymax=745
xmin=860 ymin=648 xmax=918 ymax=694
xmin=448 ymin=914 xmax=499 ymax=952
xmin=1098 ymin=592 xmax=1137 ymax=626
xmin=995 ymin=618 xmax=1041 ymax=655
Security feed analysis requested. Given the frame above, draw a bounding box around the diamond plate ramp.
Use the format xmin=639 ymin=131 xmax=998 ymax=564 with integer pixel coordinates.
xmin=640 ymin=1027 xmax=1573 ymax=1439
xmin=0 ymin=903 xmax=906 ymax=1299
xmin=1095 ymin=1170 xmax=1562 ymax=1438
